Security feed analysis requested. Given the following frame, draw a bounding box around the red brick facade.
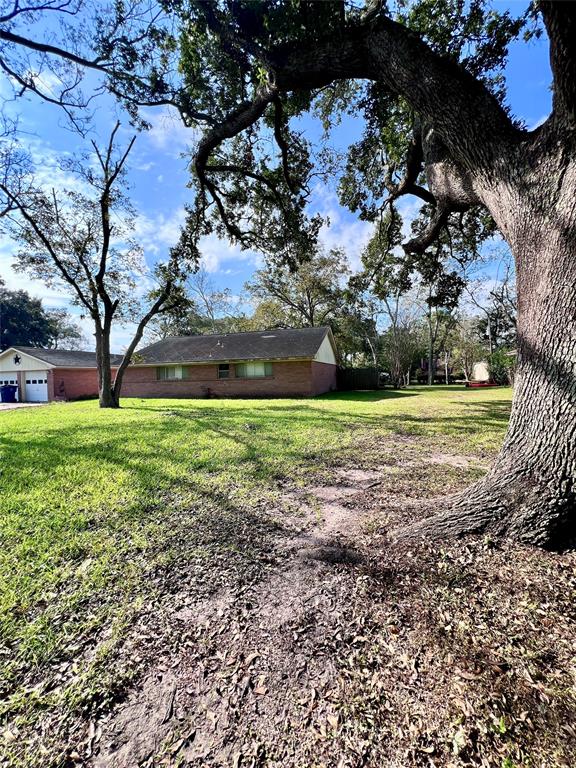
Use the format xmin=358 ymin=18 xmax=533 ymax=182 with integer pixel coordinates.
xmin=311 ymin=361 xmax=338 ymax=395
xmin=49 ymin=367 xmax=117 ymax=401
xmin=121 ymin=359 xmax=337 ymax=399
xmin=50 ymin=368 xmax=98 ymax=401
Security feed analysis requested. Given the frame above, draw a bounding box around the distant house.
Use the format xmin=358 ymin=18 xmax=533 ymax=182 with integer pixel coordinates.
xmin=0 ymin=347 xmax=122 ymax=403
xmin=0 ymin=327 xmax=338 ymax=403
xmin=122 ymin=326 xmax=338 ymax=399
xmin=472 ymin=360 xmax=490 ymax=382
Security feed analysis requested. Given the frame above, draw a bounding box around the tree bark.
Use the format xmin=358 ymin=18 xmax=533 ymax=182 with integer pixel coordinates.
xmin=396 ymin=152 xmax=576 ymax=547
xmin=192 ymin=6 xmax=576 ymax=547
xmin=96 ymin=319 xmax=118 ymax=409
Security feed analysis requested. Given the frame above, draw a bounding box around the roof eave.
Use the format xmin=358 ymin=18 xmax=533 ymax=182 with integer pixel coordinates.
xmin=1 ymin=347 xmax=55 ymax=368
xmin=131 ymin=355 xmax=316 ymax=367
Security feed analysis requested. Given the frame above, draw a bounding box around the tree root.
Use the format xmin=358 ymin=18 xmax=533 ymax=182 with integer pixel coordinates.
xmin=391 ymin=472 xmax=576 ymax=551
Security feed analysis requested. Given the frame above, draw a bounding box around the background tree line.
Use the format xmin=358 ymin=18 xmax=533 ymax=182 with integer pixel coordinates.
xmin=147 ymin=228 xmax=518 ymax=387
xmin=0 ymin=277 xmax=85 ymax=351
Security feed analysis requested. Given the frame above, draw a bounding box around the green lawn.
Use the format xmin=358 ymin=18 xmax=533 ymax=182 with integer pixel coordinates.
xmin=0 ymin=387 xmax=512 ymax=763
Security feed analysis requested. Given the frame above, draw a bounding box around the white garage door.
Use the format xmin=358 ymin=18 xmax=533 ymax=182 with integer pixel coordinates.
xmin=25 ymin=373 xmax=48 ymax=402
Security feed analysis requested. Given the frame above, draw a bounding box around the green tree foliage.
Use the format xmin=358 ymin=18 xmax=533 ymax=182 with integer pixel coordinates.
xmin=45 ymin=308 xmax=86 ymax=350
xmin=451 ymin=316 xmax=487 ymax=381
xmin=245 ymin=246 xmax=349 ymax=328
xmin=0 ymin=287 xmax=52 ymax=350
xmin=238 ymin=298 xmax=291 ymax=332
xmin=163 ymin=0 xmax=537 ymax=265
xmin=0 ymin=286 xmax=84 ymax=351
xmin=488 ymin=348 xmax=516 ymax=386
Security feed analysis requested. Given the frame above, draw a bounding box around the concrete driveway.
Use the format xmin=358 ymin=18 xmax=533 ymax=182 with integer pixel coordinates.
xmin=0 ymin=402 xmax=47 ymax=411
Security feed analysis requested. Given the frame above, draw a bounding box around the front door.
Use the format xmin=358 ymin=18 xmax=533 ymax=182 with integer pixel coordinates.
xmin=25 ymin=373 xmax=48 ymax=402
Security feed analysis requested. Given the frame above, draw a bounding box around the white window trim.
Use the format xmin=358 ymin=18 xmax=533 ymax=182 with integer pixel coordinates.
xmin=235 ymin=362 xmax=273 ymax=379
xmin=157 ymin=365 xmax=186 ymax=381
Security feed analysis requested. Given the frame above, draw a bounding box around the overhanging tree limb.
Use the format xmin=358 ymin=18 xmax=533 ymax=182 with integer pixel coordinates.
xmin=539 ymin=1 xmax=576 ymax=128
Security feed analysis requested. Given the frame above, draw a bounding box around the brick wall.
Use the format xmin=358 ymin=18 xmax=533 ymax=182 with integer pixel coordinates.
xmin=120 ymin=360 xmax=327 ymax=398
xmin=311 ymin=361 xmax=338 ymax=395
xmin=52 ymin=368 xmax=100 ymax=400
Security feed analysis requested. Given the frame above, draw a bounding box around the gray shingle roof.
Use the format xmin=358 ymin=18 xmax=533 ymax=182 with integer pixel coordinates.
xmin=12 ymin=347 xmax=124 ymax=368
xmin=135 ymin=327 xmax=333 ymax=364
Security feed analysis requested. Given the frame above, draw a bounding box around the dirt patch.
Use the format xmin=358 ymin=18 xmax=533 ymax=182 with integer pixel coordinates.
xmin=88 ymin=470 xmax=375 ymax=768
xmin=334 ymin=468 xmax=383 ymax=486
xmin=63 ymin=441 xmax=576 ymax=768
xmin=420 ymin=452 xmax=487 ymax=469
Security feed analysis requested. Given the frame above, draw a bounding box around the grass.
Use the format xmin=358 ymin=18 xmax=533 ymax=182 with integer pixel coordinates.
xmin=0 ymin=386 xmax=512 ymax=764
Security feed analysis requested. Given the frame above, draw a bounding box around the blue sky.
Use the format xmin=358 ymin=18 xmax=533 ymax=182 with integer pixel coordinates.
xmin=0 ymin=5 xmax=552 ymax=352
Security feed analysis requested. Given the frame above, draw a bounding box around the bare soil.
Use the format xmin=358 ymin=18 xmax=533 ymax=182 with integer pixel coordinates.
xmin=64 ymin=439 xmax=576 ymax=768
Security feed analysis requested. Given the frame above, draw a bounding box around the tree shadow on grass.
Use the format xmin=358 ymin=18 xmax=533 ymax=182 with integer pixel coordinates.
xmin=317 ymin=389 xmax=418 ymax=402
xmin=0 ymin=397 xmax=512 ymax=507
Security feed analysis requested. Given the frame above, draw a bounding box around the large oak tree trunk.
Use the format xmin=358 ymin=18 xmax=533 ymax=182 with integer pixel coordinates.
xmin=399 ymin=174 xmax=576 ymax=547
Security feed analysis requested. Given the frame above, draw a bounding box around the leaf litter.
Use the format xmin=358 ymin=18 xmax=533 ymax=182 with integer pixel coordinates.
xmin=4 ymin=432 xmax=576 ymax=768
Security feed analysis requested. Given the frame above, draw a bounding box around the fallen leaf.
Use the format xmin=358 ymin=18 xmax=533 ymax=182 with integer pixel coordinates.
xmin=327 ymin=713 xmax=339 ymax=731
xmin=170 ymin=738 xmax=185 ymax=755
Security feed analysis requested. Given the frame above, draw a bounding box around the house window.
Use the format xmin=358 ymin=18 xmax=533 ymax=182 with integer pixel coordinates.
xmin=157 ymin=366 xmax=187 ymax=381
xmin=218 ymin=364 xmax=230 ymax=379
xmin=235 ymin=362 xmax=273 ymax=378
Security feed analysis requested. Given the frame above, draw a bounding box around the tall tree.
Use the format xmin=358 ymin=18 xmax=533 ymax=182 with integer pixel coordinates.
xmin=245 ymin=246 xmax=349 ymax=328
xmin=168 ymin=0 xmax=575 ymax=548
xmin=2 ymin=2 xmax=575 ymax=545
xmin=0 ymin=123 xmax=192 ymax=407
xmin=464 ymin=256 xmax=517 ymax=353
xmin=476 ymin=263 xmax=518 ymax=351
xmin=350 ymin=214 xmax=419 ymax=384
xmin=145 ymin=265 xmax=246 ymax=340
xmin=187 ymin=265 xmax=239 ymax=333
xmin=452 ymin=315 xmax=487 ymax=383
xmin=45 ymin=308 xmax=86 ymax=350
xmin=0 ymin=285 xmax=51 ymax=350
xmin=0 ymin=285 xmax=84 ymax=350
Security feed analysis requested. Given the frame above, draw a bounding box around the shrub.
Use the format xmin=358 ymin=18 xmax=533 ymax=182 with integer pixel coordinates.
xmin=488 ymin=349 xmax=516 ymax=386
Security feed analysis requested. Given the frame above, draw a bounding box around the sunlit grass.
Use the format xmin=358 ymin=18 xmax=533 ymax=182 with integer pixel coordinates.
xmin=0 ymin=386 xmax=512 ymax=754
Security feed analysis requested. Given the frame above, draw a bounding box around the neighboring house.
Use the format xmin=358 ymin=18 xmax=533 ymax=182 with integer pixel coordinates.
xmin=122 ymin=326 xmax=338 ymax=398
xmin=0 ymin=327 xmax=338 ymax=403
xmin=0 ymin=347 xmax=122 ymax=403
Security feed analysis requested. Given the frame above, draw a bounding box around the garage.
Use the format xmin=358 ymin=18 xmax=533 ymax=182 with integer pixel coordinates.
xmin=25 ymin=373 xmax=48 ymax=402
xmin=0 ymin=346 xmax=122 ymax=403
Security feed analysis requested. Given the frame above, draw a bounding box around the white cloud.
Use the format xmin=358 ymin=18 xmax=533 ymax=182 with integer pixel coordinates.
xmin=396 ymin=196 xmax=425 ymax=241
xmin=26 ymin=70 xmax=64 ymax=99
xmin=133 ymin=207 xmax=187 ymax=256
xmin=0 ymin=237 xmax=71 ymax=307
xmin=311 ymin=184 xmax=374 ymax=271
xmin=198 ymin=233 xmax=262 ymax=275
xmin=138 ymin=107 xmax=198 ymax=157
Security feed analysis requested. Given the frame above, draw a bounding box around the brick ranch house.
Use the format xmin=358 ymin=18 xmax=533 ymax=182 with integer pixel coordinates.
xmin=0 ymin=327 xmax=338 ymax=402
xmin=0 ymin=347 xmax=122 ymax=403
xmin=122 ymin=326 xmax=338 ymax=398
